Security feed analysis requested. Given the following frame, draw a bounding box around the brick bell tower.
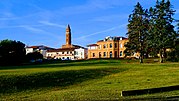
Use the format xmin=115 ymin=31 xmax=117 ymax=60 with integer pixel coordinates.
xmin=62 ymin=24 xmax=72 ymax=48
xmin=66 ymin=24 xmax=71 ymax=46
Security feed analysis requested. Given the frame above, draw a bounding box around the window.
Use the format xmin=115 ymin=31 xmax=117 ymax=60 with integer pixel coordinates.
xmin=103 ymin=44 xmax=106 ymax=48
xmin=115 ymin=43 xmax=117 ymax=48
xmin=103 ymin=52 xmax=106 ymax=57
xmin=67 ymin=51 xmax=69 ymax=54
xmin=110 ymin=43 xmax=112 ymax=48
xmin=120 ymin=44 xmax=123 ymax=48
xmin=93 ymin=53 xmax=95 ymax=57
xmin=120 ymin=51 xmax=123 ymax=57
xmin=99 ymin=52 xmax=101 ymax=58
xmin=99 ymin=45 xmax=102 ymax=49
xmin=62 ymin=52 xmax=64 ymax=54
xmin=110 ymin=51 xmax=112 ymax=58
xmin=120 ymin=37 xmax=123 ymax=40
xmin=74 ymin=51 xmax=77 ymax=55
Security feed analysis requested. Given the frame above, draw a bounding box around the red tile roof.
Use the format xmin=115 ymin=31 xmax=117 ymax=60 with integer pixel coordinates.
xmin=87 ymin=44 xmax=98 ymax=47
xmin=26 ymin=45 xmax=53 ymax=49
xmin=47 ymin=47 xmax=77 ymax=52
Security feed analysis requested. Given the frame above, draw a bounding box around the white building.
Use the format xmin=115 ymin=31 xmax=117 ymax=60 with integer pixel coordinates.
xmin=46 ymin=25 xmax=88 ymax=60
xmin=26 ymin=47 xmax=33 ymax=54
xmin=46 ymin=48 xmax=76 ymax=60
xmin=75 ymin=48 xmax=88 ymax=60
xmin=46 ymin=47 xmax=87 ymax=60
xmin=25 ymin=45 xmax=53 ymax=58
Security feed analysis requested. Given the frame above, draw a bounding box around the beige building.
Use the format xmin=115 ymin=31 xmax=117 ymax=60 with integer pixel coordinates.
xmin=46 ymin=25 xmax=87 ymax=60
xmin=87 ymin=36 xmax=129 ymax=59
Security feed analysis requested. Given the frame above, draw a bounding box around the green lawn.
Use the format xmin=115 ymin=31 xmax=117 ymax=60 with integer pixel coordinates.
xmin=0 ymin=59 xmax=179 ymax=100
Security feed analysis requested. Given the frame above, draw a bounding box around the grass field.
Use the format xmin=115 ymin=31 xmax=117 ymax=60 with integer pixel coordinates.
xmin=0 ymin=59 xmax=179 ymax=100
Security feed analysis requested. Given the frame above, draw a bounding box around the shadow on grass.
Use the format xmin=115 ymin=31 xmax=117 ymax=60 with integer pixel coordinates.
xmin=0 ymin=59 xmax=121 ymax=70
xmin=0 ymin=67 xmax=127 ymax=94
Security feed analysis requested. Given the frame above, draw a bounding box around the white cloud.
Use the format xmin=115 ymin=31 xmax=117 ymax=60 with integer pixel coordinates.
xmin=21 ymin=26 xmax=61 ymax=38
xmin=39 ymin=21 xmax=66 ymax=28
xmin=74 ymin=23 xmax=127 ymax=40
xmin=59 ymin=0 xmax=124 ymax=16
xmin=91 ymin=14 xmax=128 ymax=22
xmin=22 ymin=26 xmax=45 ymax=33
xmin=0 ymin=24 xmax=43 ymax=28
xmin=0 ymin=23 xmax=61 ymax=39
xmin=0 ymin=11 xmax=19 ymax=21
xmin=0 ymin=17 xmax=19 ymax=21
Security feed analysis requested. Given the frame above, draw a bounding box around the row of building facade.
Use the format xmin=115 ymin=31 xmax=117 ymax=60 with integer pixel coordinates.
xmin=25 ymin=25 xmax=139 ymax=60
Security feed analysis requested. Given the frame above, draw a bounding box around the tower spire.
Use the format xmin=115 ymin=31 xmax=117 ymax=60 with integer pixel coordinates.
xmin=66 ymin=24 xmax=71 ymax=32
xmin=66 ymin=24 xmax=71 ymax=46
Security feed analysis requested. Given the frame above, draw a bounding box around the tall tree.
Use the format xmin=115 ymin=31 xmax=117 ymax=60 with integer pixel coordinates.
xmin=0 ymin=39 xmax=26 ymax=65
xmin=148 ymin=0 xmax=176 ymax=63
xmin=125 ymin=2 xmax=149 ymax=63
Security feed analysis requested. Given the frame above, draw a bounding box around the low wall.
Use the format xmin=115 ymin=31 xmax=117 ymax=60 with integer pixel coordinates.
xmin=121 ymin=85 xmax=179 ymax=96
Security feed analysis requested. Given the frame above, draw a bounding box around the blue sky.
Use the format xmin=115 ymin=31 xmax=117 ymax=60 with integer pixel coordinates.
xmin=0 ymin=0 xmax=179 ymax=48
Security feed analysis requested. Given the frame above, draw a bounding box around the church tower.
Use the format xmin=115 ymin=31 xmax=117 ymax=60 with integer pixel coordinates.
xmin=62 ymin=24 xmax=73 ymax=48
xmin=66 ymin=24 xmax=71 ymax=46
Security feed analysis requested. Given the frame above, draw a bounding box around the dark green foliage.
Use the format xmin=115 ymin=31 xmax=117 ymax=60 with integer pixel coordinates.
xmin=0 ymin=39 xmax=26 ymax=65
xmin=26 ymin=52 xmax=43 ymax=62
xmin=166 ymin=38 xmax=179 ymax=61
xmin=177 ymin=23 xmax=179 ymax=34
xmin=125 ymin=0 xmax=178 ymax=63
xmin=125 ymin=2 xmax=149 ymax=63
xmin=148 ymin=0 xmax=177 ymax=63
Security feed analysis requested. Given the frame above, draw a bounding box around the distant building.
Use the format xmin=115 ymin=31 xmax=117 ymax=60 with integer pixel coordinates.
xmin=75 ymin=48 xmax=88 ymax=60
xmin=87 ymin=36 xmax=139 ymax=59
xmin=46 ymin=25 xmax=87 ymax=60
xmin=25 ymin=45 xmax=53 ymax=58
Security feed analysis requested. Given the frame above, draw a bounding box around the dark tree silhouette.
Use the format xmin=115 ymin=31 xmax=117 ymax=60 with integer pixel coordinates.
xmin=26 ymin=52 xmax=43 ymax=62
xmin=148 ymin=0 xmax=177 ymax=63
xmin=0 ymin=39 xmax=26 ymax=65
xmin=125 ymin=2 xmax=149 ymax=63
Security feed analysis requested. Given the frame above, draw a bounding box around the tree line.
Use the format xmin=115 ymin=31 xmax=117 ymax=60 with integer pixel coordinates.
xmin=125 ymin=0 xmax=179 ymax=63
xmin=0 ymin=39 xmax=43 ymax=66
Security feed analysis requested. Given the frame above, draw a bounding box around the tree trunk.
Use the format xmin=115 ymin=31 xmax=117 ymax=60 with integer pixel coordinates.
xmin=140 ymin=52 xmax=143 ymax=63
xmin=140 ymin=57 xmax=143 ymax=63
xmin=159 ymin=49 xmax=163 ymax=63
xmin=163 ymin=48 xmax=166 ymax=62
xmin=139 ymin=31 xmax=143 ymax=64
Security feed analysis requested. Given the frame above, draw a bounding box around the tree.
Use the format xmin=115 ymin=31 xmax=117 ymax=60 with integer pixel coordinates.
xmin=26 ymin=52 xmax=43 ymax=62
xmin=148 ymin=0 xmax=176 ymax=63
xmin=168 ymin=23 xmax=179 ymax=61
xmin=125 ymin=2 xmax=149 ymax=63
xmin=0 ymin=39 xmax=26 ymax=65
